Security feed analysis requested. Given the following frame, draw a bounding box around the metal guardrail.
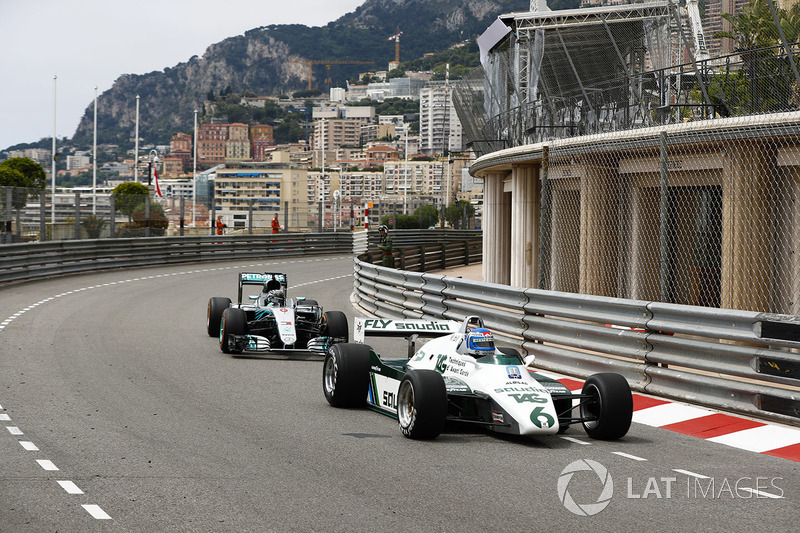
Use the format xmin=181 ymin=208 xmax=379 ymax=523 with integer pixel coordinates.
xmin=0 ymin=233 xmax=353 ymax=284
xmin=353 ymin=256 xmax=800 ymax=427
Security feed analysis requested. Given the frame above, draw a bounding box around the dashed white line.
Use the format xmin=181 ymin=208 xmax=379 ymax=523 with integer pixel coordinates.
xmin=36 ymin=459 xmax=59 ymax=471
xmin=82 ymin=504 xmax=112 ymax=520
xmin=738 ymin=487 xmax=783 ymax=499
xmin=6 ymin=426 xmax=23 ymax=435
xmin=560 ymin=436 xmax=591 ymax=445
xmin=673 ymin=469 xmax=709 ymax=479
xmin=19 ymin=441 xmax=39 ymax=451
xmin=612 ymin=451 xmax=648 ymax=461
xmin=57 ymin=480 xmax=84 ymax=495
xmin=0 ymin=413 xmax=10 ymax=421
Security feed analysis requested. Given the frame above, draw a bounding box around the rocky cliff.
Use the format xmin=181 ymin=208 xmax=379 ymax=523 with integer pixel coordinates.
xmin=72 ymin=0 xmax=533 ymax=146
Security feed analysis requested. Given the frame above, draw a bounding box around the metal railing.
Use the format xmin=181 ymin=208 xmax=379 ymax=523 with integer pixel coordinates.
xmin=353 ymin=255 xmax=800 ymax=427
xmin=0 ymin=233 xmax=353 ymax=285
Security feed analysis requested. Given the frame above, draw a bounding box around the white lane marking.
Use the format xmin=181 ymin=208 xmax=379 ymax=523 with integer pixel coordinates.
xmin=82 ymin=504 xmax=112 ymax=520
xmin=560 ymin=436 xmax=591 ymax=445
xmin=6 ymin=426 xmax=23 ymax=435
xmin=738 ymin=487 xmax=783 ymax=499
xmin=20 ymin=441 xmax=39 ymax=451
xmin=57 ymin=480 xmax=84 ymax=494
xmin=0 ymin=413 xmax=10 ymax=421
xmin=36 ymin=459 xmax=59 ymax=471
xmin=707 ymin=424 xmax=800 ymax=453
xmin=631 ymin=403 xmax=712 ymax=427
xmin=673 ymin=469 xmax=709 ymax=479
xmin=612 ymin=451 xmax=648 ymax=461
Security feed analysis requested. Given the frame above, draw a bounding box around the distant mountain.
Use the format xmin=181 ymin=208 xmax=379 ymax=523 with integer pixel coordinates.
xmin=70 ymin=0 xmax=576 ymax=148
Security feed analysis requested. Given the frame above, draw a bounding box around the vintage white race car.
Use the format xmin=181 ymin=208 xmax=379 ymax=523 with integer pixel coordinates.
xmin=323 ymin=316 xmax=633 ymax=440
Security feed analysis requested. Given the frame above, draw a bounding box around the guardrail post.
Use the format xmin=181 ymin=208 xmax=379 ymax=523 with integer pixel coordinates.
xmin=39 ymin=190 xmax=47 ymax=242
xmin=109 ymin=195 xmax=115 ymax=238
xmin=659 ymin=131 xmax=669 ymax=302
xmin=74 ymin=190 xmax=81 ymax=240
xmin=179 ymin=197 xmax=185 ymax=236
xmin=440 ymin=242 xmax=446 ymax=269
xmin=145 ymin=195 xmax=151 ymax=238
xmin=248 ymin=198 xmax=253 ymax=234
xmin=420 ymin=245 xmax=426 ymax=272
xmin=463 ymin=240 xmax=469 ymax=266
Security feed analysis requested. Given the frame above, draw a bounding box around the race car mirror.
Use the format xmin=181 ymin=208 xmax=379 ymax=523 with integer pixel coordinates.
xmin=524 ymin=354 xmax=536 ymax=366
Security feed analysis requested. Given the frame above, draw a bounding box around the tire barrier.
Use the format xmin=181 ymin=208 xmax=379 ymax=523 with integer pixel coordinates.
xmin=353 ymin=256 xmax=800 ymax=427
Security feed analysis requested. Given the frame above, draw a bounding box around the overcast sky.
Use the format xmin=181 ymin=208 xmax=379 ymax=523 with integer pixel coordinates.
xmin=0 ymin=0 xmax=365 ymax=150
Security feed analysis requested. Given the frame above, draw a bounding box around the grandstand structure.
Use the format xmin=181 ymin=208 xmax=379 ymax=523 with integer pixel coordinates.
xmin=453 ymin=1 xmax=713 ymax=156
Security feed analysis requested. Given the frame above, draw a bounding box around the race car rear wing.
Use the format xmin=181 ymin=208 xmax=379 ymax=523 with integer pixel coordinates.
xmin=238 ymin=272 xmax=287 ymax=304
xmin=354 ymin=317 xmax=460 ymax=357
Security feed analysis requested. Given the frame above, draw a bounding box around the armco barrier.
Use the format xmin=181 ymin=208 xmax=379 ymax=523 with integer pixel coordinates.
xmin=0 ymin=233 xmax=353 ymax=284
xmin=353 ymin=256 xmax=800 ymax=427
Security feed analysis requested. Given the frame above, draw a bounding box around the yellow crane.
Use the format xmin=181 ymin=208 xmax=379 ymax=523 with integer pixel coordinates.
xmin=291 ymin=59 xmax=374 ymax=90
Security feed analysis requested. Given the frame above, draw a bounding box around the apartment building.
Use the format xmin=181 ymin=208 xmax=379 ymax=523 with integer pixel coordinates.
xmin=214 ymin=162 xmax=311 ymax=229
xmin=420 ymin=83 xmax=464 ymax=155
xmin=197 ymin=123 xmax=228 ymax=166
xmin=226 ymin=123 xmax=251 ymax=162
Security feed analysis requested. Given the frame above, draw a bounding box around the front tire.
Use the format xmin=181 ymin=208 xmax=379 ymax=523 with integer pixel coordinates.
xmin=323 ymin=343 xmax=371 ymax=407
xmin=219 ymin=308 xmax=247 ymax=354
xmin=580 ymin=373 xmax=633 ymax=440
xmin=397 ymin=370 xmax=447 ymax=440
xmin=323 ymin=311 xmax=349 ymax=343
xmin=207 ymin=297 xmax=231 ymax=336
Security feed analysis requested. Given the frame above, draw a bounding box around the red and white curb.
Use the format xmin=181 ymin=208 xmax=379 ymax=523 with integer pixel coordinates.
xmin=538 ymin=372 xmax=800 ymax=463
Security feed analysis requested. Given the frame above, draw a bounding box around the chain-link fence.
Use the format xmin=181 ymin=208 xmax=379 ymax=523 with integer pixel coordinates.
xmin=532 ymin=119 xmax=800 ymax=316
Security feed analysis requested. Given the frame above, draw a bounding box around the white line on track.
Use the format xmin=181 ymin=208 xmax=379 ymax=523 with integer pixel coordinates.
xmin=57 ymin=480 xmax=84 ymax=494
xmin=0 ymin=255 xmax=349 ymax=522
xmin=612 ymin=451 xmax=648 ymax=461
xmin=738 ymin=487 xmax=783 ymax=499
xmin=672 ymin=469 xmax=709 ymax=479
xmin=82 ymin=504 xmax=112 ymax=520
xmin=36 ymin=459 xmax=58 ymax=471
xmin=560 ymin=436 xmax=591 ymax=445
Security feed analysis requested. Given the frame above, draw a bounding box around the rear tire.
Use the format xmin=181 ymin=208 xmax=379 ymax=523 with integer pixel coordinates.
xmin=397 ymin=370 xmax=447 ymax=440
xmin=323 ymin=311 xmax=349 ymax=343
xmin=323 ymin=343 xmax=371 ymax=407
xmin=220 ymin=308 xmax=247 ymax=354
xmin=207 ymin=297 xmax=231 ymax=336
xmin=581 ymin=373 xmax=633 ymax=440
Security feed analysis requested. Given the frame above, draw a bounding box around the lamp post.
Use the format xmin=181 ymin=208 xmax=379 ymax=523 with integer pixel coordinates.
xmin=51 ymin=75 xmax=57 ymax=225
xmin=193 ymin=109 xmax=197 ymax=227
xmin=92 ymin=86 xmax=97 ymax=215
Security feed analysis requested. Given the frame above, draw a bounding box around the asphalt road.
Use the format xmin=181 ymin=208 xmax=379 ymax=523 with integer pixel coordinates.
xmin=0 ymin=255 xmax=798 ymax=532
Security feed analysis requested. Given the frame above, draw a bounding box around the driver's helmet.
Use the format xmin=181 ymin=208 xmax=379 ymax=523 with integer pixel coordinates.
xmin=378 ymin=224 xmax=388 ymax=233
xmin=465 ymin=328 xmax=495 ymax=355
xmin=267 ymin=289 xmax=285 ymax=304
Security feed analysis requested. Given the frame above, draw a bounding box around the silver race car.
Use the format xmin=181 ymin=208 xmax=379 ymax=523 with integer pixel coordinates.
xmin=207 ymin=272 xmax=348 ymax=354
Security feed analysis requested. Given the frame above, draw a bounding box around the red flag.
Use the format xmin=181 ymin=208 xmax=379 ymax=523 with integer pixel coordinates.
xmin=154 ymin=166 xmax=163 ymax=198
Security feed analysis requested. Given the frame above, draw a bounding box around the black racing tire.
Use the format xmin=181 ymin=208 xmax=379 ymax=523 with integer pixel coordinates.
xmin=397 ymin=369 xmax=447 ymax=440
xmin=323 ymin=311 xmax=349 ymax=343
xmin=497 ymin=346 xmax=524 ymax=364
xmin=220 ymin=307 xmax=247 ymax=354
xmin=207 ymin=297 xmax=231 ymax=336
xmin=323 ymin=343 xmax=372 ymax=407
xmin=580 ymin=373 xmax=633 ymax=440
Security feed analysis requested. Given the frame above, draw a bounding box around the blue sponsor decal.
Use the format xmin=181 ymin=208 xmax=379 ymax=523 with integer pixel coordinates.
xmin=506 ymin=366 xmax=522 ymax=380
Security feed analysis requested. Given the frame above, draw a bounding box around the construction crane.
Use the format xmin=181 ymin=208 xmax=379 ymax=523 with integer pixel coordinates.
xmin=291 ymin=59 xmax=374 ymax=90
xmin=686 ymin=0 xmax=710 ymax=62
xmin=387 ymin=26 xmax=402 ymax=63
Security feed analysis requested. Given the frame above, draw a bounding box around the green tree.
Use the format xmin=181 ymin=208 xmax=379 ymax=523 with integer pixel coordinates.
xmin=415 ymin=204 xmax=439 ymax=228
xmin=112 ymin=182 xmax=150 ymax=221
xmin=0 ymin=157 xmax=47 ymax=190
xmin=131 ymin=201 xmax=169 ymax=235
xmin=445 ymin=200 xmax=475 ymax=229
